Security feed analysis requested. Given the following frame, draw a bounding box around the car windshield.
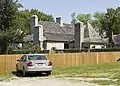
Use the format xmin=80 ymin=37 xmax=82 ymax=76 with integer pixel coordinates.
xmin=28 ymin=55 xmax=47 ymax=60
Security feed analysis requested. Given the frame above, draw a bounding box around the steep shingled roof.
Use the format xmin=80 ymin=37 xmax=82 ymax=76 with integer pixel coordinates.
xmin=39 ymin=21 xmax=64 ymax=34
xmin=62 ymin=23 xmax=74 ymax=35
xmin=83 ymin=23 xmax=104 ymax=43
xmin=39 ymin=21 xmax=74 ymax=41
xmin=39 ymin=21 xmax=107 ymax=43
xmin=83 ymin=23 xmax=107 ymax=43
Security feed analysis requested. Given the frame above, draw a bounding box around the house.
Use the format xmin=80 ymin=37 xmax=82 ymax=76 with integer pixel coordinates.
xmin=74 ymin=22 xmax=108 ymax=50
xmin=28 ymin=15 xmax=107 ymax=50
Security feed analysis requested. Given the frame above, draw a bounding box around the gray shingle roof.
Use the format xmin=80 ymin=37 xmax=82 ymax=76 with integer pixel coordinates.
xmin=83 ymin=23 xmax=107 ymax=43
xmin=39 ymin=21 xmax=108 ymax=43
xmin=39 ymin=21 xmax=74 ymax=42
xmin=39 ymin=21 xmax=65 ymax=34
xmin=44 ymin=33 xmax=67 ymax=41
xmin=62 ymin=23 xmax=74 ymax=35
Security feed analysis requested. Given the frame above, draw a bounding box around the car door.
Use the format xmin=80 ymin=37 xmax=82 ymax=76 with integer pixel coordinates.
xmin=19 ymin=55 xmax=27 ymax=70
xmin=17 ymin=56 xmax=23 ymax=70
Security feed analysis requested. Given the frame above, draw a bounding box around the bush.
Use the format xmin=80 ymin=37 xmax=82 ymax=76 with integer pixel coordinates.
xmin=7 ymin=45 xmax=14 ymax=54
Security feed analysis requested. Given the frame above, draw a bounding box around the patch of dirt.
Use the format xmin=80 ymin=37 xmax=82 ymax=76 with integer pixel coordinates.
xmin=65 ymin=77 xmax=112 ymax=81
xmin=0 ymin=76 xmax=98 ymax=86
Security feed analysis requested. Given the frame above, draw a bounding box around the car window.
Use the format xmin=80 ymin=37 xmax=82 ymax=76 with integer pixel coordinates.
xmin=20 ymin=56 xmax=24 ymax=61
xmin=28 ymin=55 xmax=47 ymax=60
xmin=20 ymin=55 xmax=27 ymax=61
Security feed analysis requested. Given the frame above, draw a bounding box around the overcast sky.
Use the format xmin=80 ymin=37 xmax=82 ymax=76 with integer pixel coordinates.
xmin=19 ymin=0 xmax=120 ymax=23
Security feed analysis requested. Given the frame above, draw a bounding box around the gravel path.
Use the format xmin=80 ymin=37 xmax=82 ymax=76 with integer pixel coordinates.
xmin=0 ymin=77 xmax=98 ymax=86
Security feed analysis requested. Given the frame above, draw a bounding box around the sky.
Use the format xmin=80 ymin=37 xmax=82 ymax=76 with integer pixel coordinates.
xmin=19 ymin=0 xmax=120 ymax=23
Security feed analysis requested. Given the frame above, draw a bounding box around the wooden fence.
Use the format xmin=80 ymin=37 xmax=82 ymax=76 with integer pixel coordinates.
xmin=0 ymin=52 xmax=120 ymax=72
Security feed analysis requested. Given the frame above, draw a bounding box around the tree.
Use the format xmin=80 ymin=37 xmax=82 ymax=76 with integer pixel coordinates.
xmin=101 ymin=8 xmax=116 ymax=47
xmin=100 ymin=7 xmax=120 ymax=47
xmin=114 ymin=7 xmax=120 ymax=34
xmin=0 ymin=0 xmax=21 ymax=53
xmin=14 ymin=9 xmax=54 ymax=34
xmin=90 ymin=12 xmax=105 ymax=37
xmin=22 ymin=42 xmax=41 ymax=54
xmin=76 ymin=13 xmax=91 ymax=25
xmin=90 ymin=12 xmax=105 ymax=30
xmin=0 ymin=0 xmax=16 ymax=31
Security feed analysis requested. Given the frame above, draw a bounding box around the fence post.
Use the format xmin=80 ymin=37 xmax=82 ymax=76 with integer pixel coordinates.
xmin=96 ymin=52 xmax=99 ymax=64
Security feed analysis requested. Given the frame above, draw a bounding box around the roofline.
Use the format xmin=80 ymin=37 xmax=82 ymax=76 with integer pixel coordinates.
xmin=83 ymin=42 xmax=108 ymax=44
xmin=25 ymin=54 xmax=45 ymax=55
xmin=44 ymin=40 xmax=68 ymax=42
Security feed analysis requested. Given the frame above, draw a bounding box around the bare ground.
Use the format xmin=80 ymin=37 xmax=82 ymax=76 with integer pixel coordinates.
xmin=0 ymin=76 xmax=98 ymax=86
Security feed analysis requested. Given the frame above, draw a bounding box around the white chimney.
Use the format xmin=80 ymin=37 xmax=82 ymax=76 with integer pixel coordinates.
xmin=56 ymin=16 xmax=63 ymax=26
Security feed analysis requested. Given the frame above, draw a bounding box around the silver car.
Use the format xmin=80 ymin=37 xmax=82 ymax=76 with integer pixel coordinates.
xmin=16 ymin=54 xmax=53 ymax=76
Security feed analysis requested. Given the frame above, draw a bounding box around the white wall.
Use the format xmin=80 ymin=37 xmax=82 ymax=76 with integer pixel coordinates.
xmin=90 ymin=45 xmax=105 ymax=49
xmin=46 ymin=42 xmax=64 ymax=50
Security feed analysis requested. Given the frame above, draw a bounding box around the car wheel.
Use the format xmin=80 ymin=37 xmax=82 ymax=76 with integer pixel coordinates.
xmin=22 ymin=67 xmax=27 ymax=77
xmin=46 ymin=71 xmax=51 ymax=76
xmin=16 ymin=65 xmax=20 ymax=73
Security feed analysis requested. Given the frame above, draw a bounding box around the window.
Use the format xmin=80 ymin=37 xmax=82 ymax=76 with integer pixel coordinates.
xmin=20 ymin=55 xmax=27 ymax=61
xmin=102 ymin=46 xmax=105 ymax=48
xmin=28 ymin=55 xmax=47 ymax=60
xmin=64 ymin=43 xmax=69 ymax=49
xmin=92 ymin=46 xmax=95 ymax=49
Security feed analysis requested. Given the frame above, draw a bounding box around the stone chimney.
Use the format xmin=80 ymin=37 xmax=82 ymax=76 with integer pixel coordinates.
xmin=30 ymin=15 xmax=38 ymax=34
xmin=30 ymin=15 xmax=44 ymax=49
xmin=74 ymin=22 xmax=84 ymax=49
xmin=56 ymin=16 xmax=63 ymax=26
xmin=34 ymin=25 xmax=43 ymax=49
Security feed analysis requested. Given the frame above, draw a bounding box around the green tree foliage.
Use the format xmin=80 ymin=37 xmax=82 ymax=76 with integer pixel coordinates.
xmin=101 ymin=7 xmax=120 ymax=47
xmin=76 ymin=13 xmax=91 ymax=25
xmin=101 ymin=8 xmax=116 ymax=47
xmin=15 ymin=9 xmax=54 ymax=34
xmin=114 ymin=7 xmax=120 ymax=34
xmin=0 ymin=0 xmax=21 ymax=53
xmin=7 ymin=42 xmax=41 ymax=54
xmin=0 ymin=0 xmax=16 ymax=31
xmin=22 ymin=42 xmax=41 ymax=54
xmin=90 ymin=12 xmax=105 ymax=32
xmin=101 ymin=8 xmax=116 ymax=34
xmin=0 ymin=0 xmax=54 ymax=54
xmin=72 ymin=12 xmax=104 ymax=33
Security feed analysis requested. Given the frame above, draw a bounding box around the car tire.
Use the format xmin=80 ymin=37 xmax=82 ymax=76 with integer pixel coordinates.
xmin=16 ymin=65 xmax=20 ymax=73
xmin=22 ymin=67 xmax=28 ymax=77
xmin=46 ymin=71 xmax=51 ymax=76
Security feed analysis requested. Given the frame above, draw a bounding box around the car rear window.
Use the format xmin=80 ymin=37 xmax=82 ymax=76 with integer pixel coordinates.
xmin=28 ymin=55 xmax=47 ymax=60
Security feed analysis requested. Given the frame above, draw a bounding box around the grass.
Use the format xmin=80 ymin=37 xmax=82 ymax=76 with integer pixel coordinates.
xmin=52 ymin=62 xmax=120 ymax=76
xmin=1 ymin=62 xmax=120 ymax=85
xmin=89 ymin=80 xmax=116 ymax=85
xmin=0 ymin=72 xmax=13 ymax=81
xmin=52 ymin=62 xmax=120 ymax=85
